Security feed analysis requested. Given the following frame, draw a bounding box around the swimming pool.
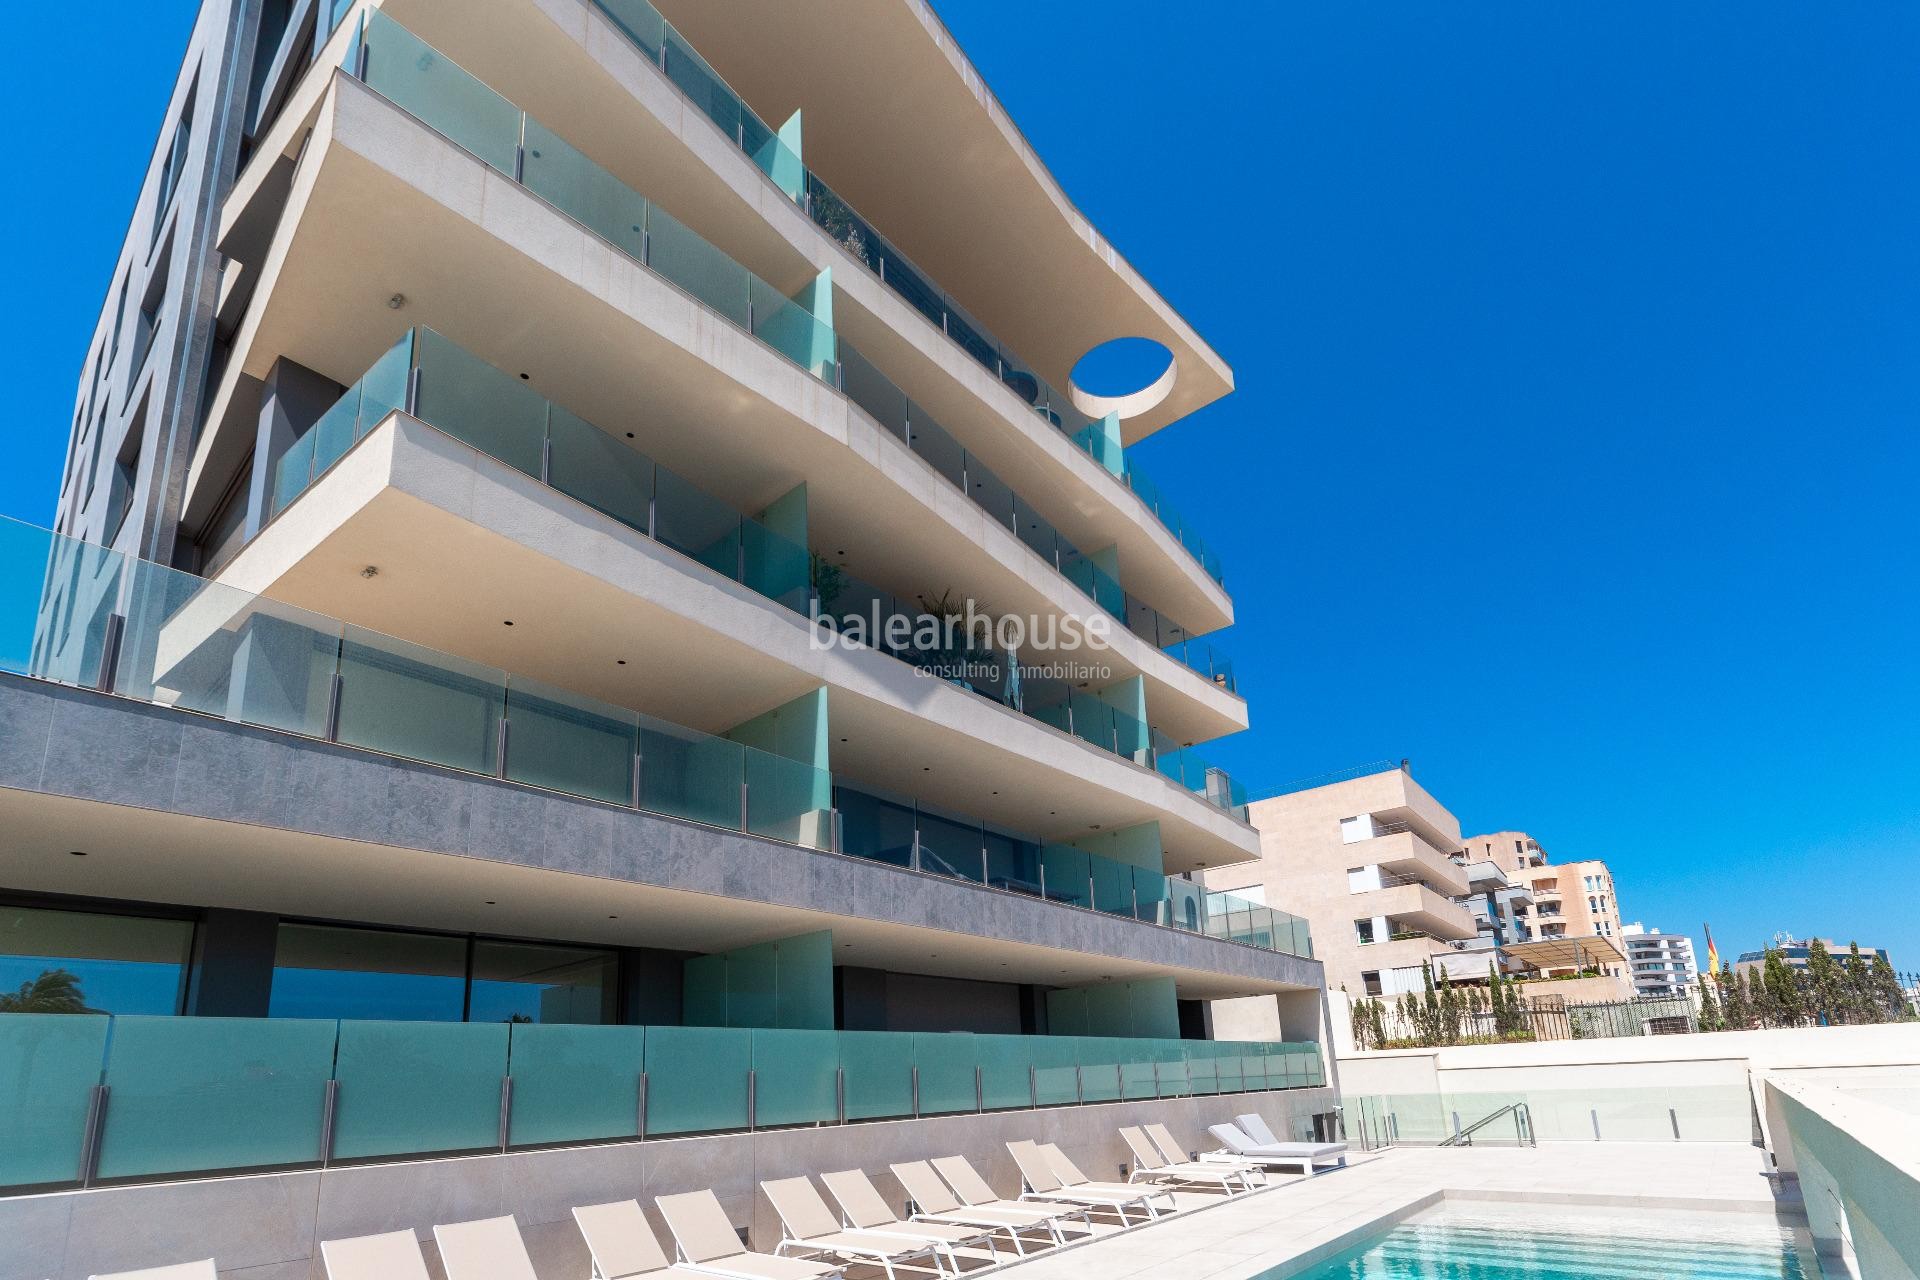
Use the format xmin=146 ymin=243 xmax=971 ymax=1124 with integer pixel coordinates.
xmin=1283 ymin=1204 xmax=1818 ymax=1279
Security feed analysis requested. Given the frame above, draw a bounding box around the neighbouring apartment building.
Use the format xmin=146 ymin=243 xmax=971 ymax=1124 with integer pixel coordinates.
xmin=1207 ymin=768 xmax=1637 ymax=1024
xmin=1463 ymin=830 xmax=1628 ymax=977
xmin=0 ymin=1 xmax=1330 ymax=1272
xmin=1620 ymin=923 xmax=1699 ymax=999
xmin=1735 ymin=938 xmax=1894 ymax=979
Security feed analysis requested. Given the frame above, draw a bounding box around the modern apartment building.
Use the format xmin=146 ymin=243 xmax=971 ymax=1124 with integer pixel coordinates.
xmin=1464 ymin=832 xmax=1628 ymax=976
xmin=1620 ymin=923 xmax=1699 ymax=999
xmin=1734 ymin=938 xmax=1894 ymax=979
xmin=1205 ymin=764 xmax=1498 ymax=1004
xmin=1 ymin=2 xmax=1330 ymax=1273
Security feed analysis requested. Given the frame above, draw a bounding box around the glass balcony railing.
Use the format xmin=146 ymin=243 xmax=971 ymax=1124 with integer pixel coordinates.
xmin=342 ymin=15 xmax=1237 ymax=693
xmin=838 ymin=341 xmax=1238 ymax=695
xmin=2 ymin=517 xmax=1294 ymax=954
xmin=262 ymin=327 xmax=1246 ymax=808
xmin=351 ymin=13 xmax=836 ymax=382
xmin=0 ymin=1011 xmax=1322 ymax=1190
xmin=269 ymin=328 xmax=812 ymax=612
xmin=583 ymin=0 xmax=1227 ymax=587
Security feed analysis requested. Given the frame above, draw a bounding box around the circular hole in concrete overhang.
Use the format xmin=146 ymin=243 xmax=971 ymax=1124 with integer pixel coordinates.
xmin=1069 ymin=337 xmax=1176 ymax=422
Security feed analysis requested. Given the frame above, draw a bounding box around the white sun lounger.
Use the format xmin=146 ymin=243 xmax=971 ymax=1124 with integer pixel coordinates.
xmin=656 ymin=1190 xmax=844 ymax=1280
xmin=1119 ymin=1126 xmax=1257 ymax=1194
xmin=320 ymin=1228 xmax=433 ymax=1280
xmin=1005 ymin=1141 xmax=1164 ymax=1223
xmin=889 ymin=1159 xmax=1071 ymax=1254
xmin=433 ymin=1216 xmax=540 ymax=1280
xmin=572 ymin=1200 xmax=718 ymax=1279
xmin=822 ymin=1168 xmax=1008 ymax=1265
xmin=762 ymin=1176 xmax=950 ymax=1279
xmin=1208 ymin=1123 xmax=1349 ymax=1173
xmin=1036 ymin=1143 xmax=1181 ymax=1213
xmin=90 ymin=1265 xmax=218 ymax=1280
xmin=1144 ymin=1122 xmax=1267 ymax=1180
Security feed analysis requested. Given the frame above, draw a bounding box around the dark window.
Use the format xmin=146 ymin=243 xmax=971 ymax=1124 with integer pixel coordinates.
xmin=1361 ymin=970 xmax=1383 ymax=996
xmin=268 ymin=922 xmax=466 ymax=1021
xmin=1355 ymin=919 xmax=1376 ymax=945
xmin=0 ymin=905 xmax=194 ymax=1015
xmin=468 ymin=939 xmax=617 ymax=1024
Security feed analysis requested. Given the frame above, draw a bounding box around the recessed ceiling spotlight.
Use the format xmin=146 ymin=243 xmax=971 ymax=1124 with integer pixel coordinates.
xmin=387 ymin=293 xmax=406 ymax=310
xmin=503 ymin=620 xmax=515 ymax=627
xmin=617 ymin=659 xmax=628 ymax=666
xmin=626 ymin=432 xmax=635 ymax=439
xmin=519 ymin=373 xmax=530 ymax=381
xmin=360 ymin=565 xmax=379 ymax=579
xmin=68 ymin=850 xmax=87 ymax=857
xmin=484 ymin=900 xmax=497 ymax=906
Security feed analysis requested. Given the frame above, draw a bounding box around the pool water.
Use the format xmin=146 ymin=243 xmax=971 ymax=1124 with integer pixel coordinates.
xmin=1288 ymin=1205 xmax=1817 ymax=1280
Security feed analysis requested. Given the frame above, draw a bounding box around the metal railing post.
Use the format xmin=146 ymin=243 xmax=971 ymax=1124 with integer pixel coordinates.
xmin=975 ymin=1066 xmax=984 ymax=1113
xmin=497 ymin=1076 xmax=514 ymax=1152
xmin=94 ymin=615 xmax=125 ymax=694
xmin=495 ymin=714 xmax=510 ymax=780
xmin=1074 ymin=1066 xmax=1084 ymax=1105
xmin=78 ymin=1084 xmax=110 ymax=1188
xmin=836 ymin=1068 xmax=846 ymax=1125
xmin=319 ymin=1079 xmax=340 ymax=1167
xmin=1028 ymin=1066 xmax=1038 ymax=1109
xmin=739 ymin=779 xmax=750 ymax=832
xmin=325 ymin=671 xmax=344 ymax=743
xmin=638 ymin=1072 xmax=649 ymax=1139
xmin=631 ymin=751 xmax=644 ymax=810
xmin=747 ymin=1070 xmax=757 ymax=1132
xmin=911 ymin=1066 xmax=920 ymax=1118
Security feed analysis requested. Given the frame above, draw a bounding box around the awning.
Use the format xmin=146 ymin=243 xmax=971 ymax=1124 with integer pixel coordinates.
xmin=1503 ymin=935 xmax=1627 ymax=969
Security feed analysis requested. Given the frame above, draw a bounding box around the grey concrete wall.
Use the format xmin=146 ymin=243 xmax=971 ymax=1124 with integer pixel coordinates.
xmin=0 ymin=1087 xmax=1334 ymax=1280
xmin=0 ymin=674 xmax=1324 ymax=992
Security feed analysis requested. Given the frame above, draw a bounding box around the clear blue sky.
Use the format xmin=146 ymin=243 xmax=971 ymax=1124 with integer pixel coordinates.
xmin=4 ymin=4 xmax=1917 ymax=972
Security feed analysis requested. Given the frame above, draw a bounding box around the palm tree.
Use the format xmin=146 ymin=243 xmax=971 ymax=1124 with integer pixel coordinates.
xmin=0 ymin=968 xmax=97 ymax=1014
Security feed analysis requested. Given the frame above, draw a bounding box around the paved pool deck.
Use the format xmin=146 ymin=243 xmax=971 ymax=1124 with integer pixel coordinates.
xmin=992 ymin=1141 xmax=1792 ymax=1280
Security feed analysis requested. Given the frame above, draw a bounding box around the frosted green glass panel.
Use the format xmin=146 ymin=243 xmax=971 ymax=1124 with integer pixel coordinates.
xmin=336 ymin=628 xmax=503 ymax=775
xmin=0 ymin=1014 xmax=108 ymax=1187
xmin=639 ymin=720 xmax=742 ymax=829
xmin=774 ymin=931 xmax=834 ymax=1030
xmin=1154 ymin=1043 xmax=1191 ymax=1098
xmin=652 ymin=466 xmax=741 ymax=579
xmin=1039 ymin=845 xmax=1092 ymax=909
xmin=975 ymin=1035 xmax=1035 ymax=1112
xmin=840 ymin=1031 xmax=914 ymax=1120
xmin=750 ymin=278 xmax=835 ymax=378
xmin=97 ymin=1016 xmax=335 ymax=1178
xmin=913 ymin=1034 xmax=977 ymax=1116
xmin=727 ymin=942 xmax=777 ymax=1030
xmin=506 ymin=1023 xmax=643 ymax=1147
xmin=115 ymin=560 xmax=340 ymax=742
xmin=1186 ymin=1049 xmax=1218 ymax=1096
xmin=647 ymin=206 xmax=749 ymax=326
xmin=747 ymin=749 xmax=831 ymax=852
xmin=751 ymin=1029 xmax=837 ymax=1128
xmin=412 ymin=329 xmax=547 ymax=478
xmin=356 ymin=331 xmax=413 ymax=438
xmin=596 ymin=0 xmax=665 ymax=61
xmin=1090 ymin=856 xmax=1135 ymax=918
xmin=1213 ymin=1044 xmax=1243 ymax=1094
xmin=331 ymin=1021 xmax=508 ymax=1159
xmin=546 ymin=406 xmax=653 ymax=533
xmin=1082 ymin=984 xmax=1133 ymax=1038
xmin=1030 ymin=1037 xmax=1079 ymax=1107
xmin=645 ymin=1026 xmax=749 ymax=1135
xmin=1118 ymin=1042 xmax=1157 ymax=1101
xmin=740 ymin=520 xmax=809 ymax=614
xmin=359 ymin=15 xmax=521 ymax=175
xmin=1075 ymin=1038 xmax=1122 ymax=1104
xmin=523 ymin=120 xmax=649 ymax=261
xmin=308 ymin=385 xmax=362 ymax=479
xmin=504 ymin=677 xmax=636 ymax=805
xmin=271 ymin=430 xmax=316 ymax=514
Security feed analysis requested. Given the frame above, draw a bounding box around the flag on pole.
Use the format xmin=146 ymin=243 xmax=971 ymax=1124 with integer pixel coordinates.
xmin=1703 ymin=923 xmax=1721 ymax=976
